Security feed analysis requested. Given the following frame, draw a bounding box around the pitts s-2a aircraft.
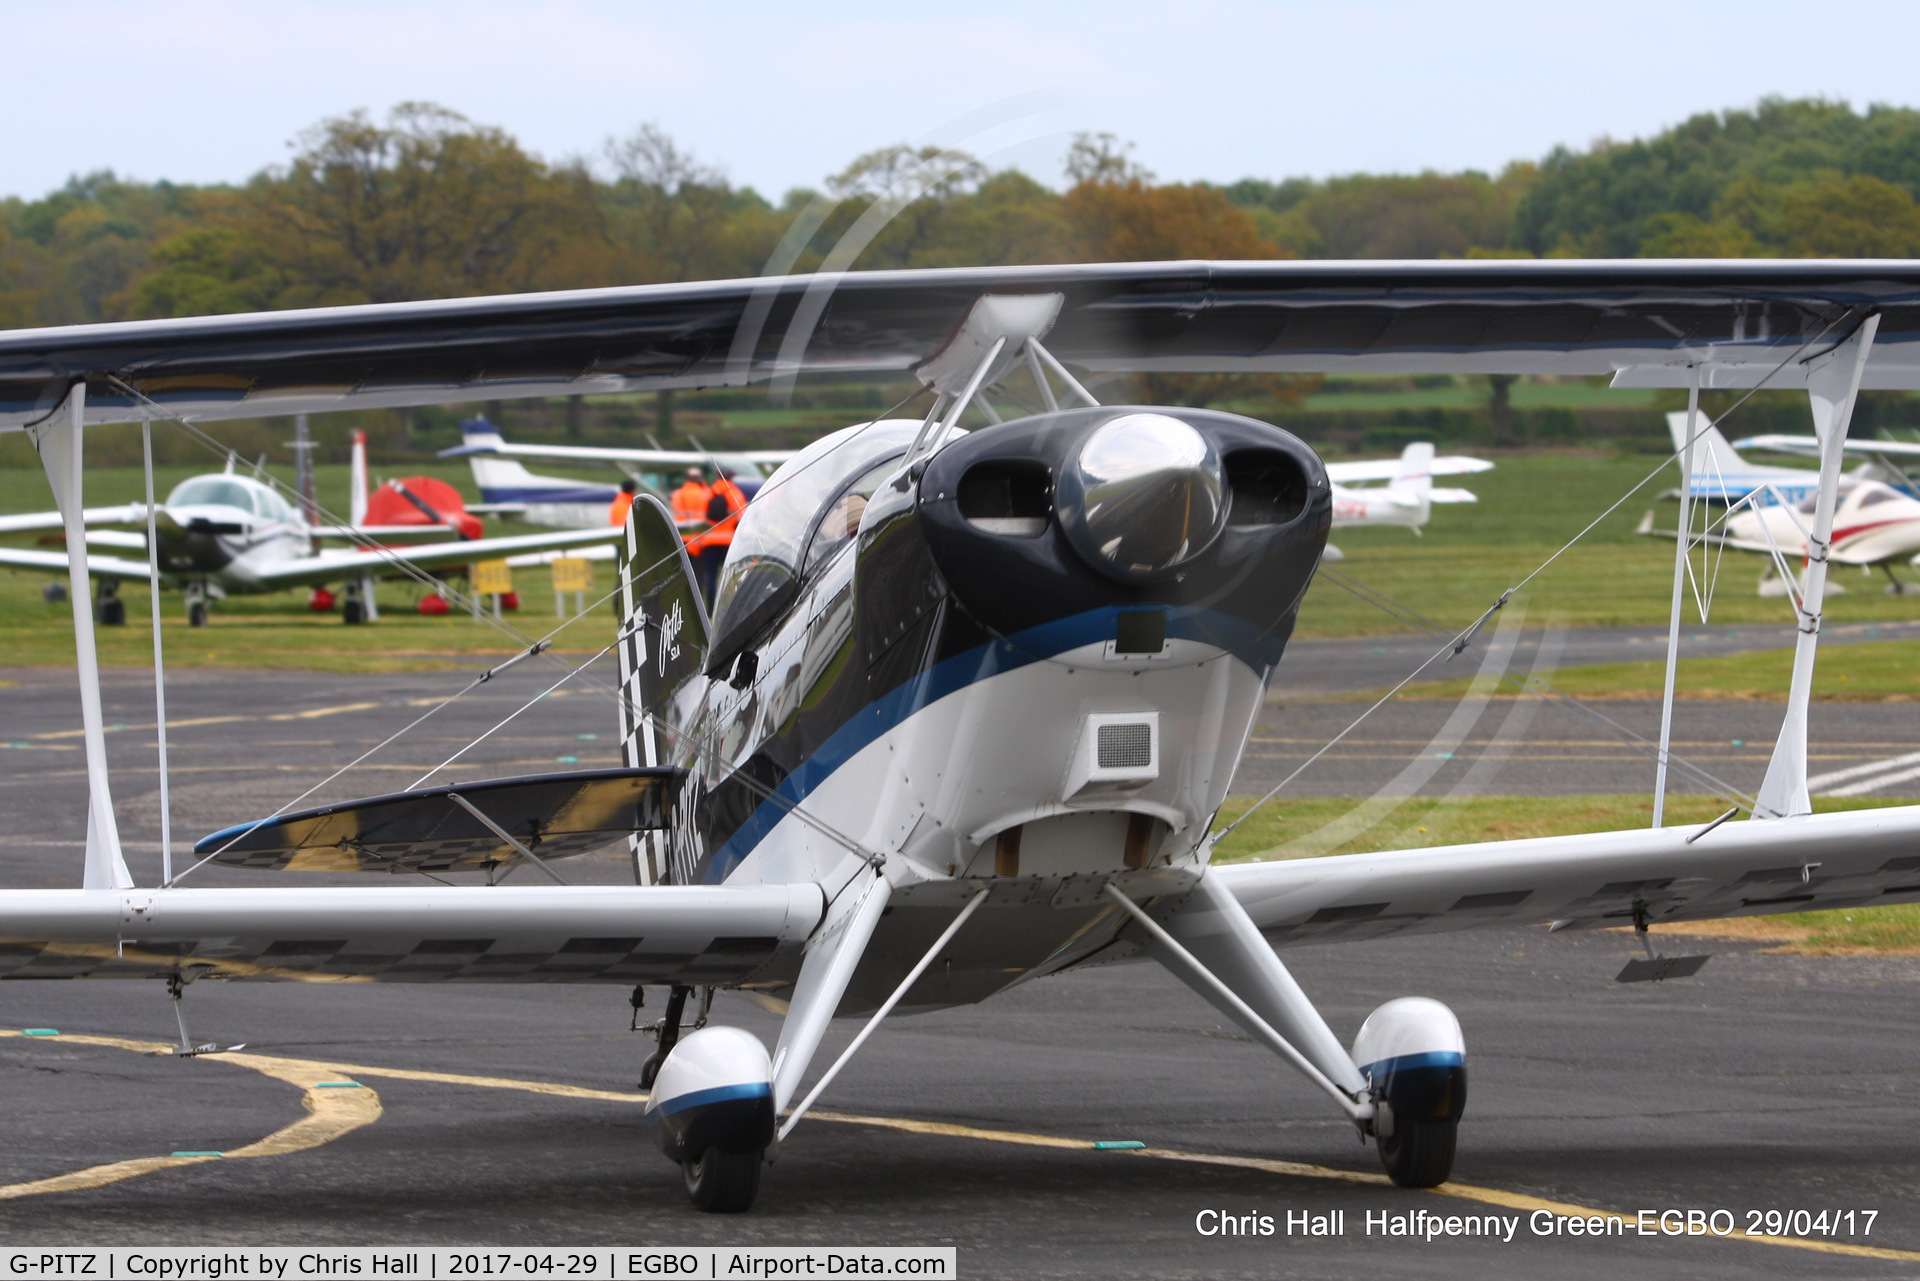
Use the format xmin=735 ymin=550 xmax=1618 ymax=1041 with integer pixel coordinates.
xmin=4 ymin=262 xmax=1920 ymax=1213
xmin=0 ymin=428 xmax=623 ymax=624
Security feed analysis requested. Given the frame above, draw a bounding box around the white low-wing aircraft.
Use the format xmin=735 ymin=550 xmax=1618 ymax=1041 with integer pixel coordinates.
xmin=0 ymin=430 xmax=623 ymax=623
xmin=1322 ymin=442 xmax=1487 ymax=556
xmin=4 ymin=262 xmax=1920 ymax=1214
xmin=444 ymin=418 xmax=792 ymax=529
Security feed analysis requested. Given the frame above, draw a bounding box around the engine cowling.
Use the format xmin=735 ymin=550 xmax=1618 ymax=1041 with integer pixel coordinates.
xmin=643 ymin=1026 xmax=776 ymax=1163
xmin=1351 ymin=996 xmax=1467 ymax=1129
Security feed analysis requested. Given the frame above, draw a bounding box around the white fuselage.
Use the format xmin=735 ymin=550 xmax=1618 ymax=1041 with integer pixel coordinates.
xmin=1729 ymin=479 xmax=1920 ymax=567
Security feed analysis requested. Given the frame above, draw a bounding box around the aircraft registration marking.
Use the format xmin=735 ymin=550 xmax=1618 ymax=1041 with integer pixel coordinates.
xmin=0 ymin=1033 xmax=1912 ymax=1263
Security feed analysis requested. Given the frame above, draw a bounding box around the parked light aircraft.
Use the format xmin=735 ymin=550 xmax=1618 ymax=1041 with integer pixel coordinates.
xmin=1641 ymin=473 xmax=1920 ymax=595
xmin=1734 ymin=425 xmax=1920 ymax=496
xmin=1662 ymin=409 xmax=1826 ymax=504
xmin=446 ymin=418 xmax=790 ymax=529
xmin=0 ymin=429 xmax=622 ymax=624
xmin=5 ymin=262 xmax=1920 ymax=1215
xmin=1320 ymin=442 xmax=1487 ymax=557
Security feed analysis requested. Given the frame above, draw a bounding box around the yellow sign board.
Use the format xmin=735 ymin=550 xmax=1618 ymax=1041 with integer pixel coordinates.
xmin=550 ymin=557 xmax=593 ymax=593
xmin=471 ymin=559 xmax=512 ymax=595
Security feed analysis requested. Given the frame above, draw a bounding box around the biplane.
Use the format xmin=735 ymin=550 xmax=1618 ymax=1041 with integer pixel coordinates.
xmin=2 ymin=261 xmax=1918 ymax=1212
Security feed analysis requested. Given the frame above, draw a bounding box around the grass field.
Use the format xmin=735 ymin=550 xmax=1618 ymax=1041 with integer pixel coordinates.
xmin=1210 ymin=792 xmax=1920 ymax=954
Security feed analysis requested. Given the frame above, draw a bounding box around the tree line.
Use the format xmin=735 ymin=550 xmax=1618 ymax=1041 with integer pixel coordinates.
xmin=9 ymin=95 xmax=1920 ymax=336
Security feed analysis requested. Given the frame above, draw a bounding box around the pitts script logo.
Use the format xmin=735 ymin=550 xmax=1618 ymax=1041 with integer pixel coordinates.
xmin=655 ymin=597 xmax=684 ymax=676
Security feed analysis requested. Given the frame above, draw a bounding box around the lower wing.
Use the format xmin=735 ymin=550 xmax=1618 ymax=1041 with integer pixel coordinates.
xmin=1215 ymin=804 xmax=1920 ymax=947
xmin=0 ymin=546 xmax=155 ymax=579
xmin=251 ymin=526 xmax=626 ymax=588
xmin=0 ymin=883 xmax=823 ymax=985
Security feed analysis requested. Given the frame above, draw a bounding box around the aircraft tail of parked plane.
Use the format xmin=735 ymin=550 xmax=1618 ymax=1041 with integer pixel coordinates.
xmin=1667 ymin=410 xmax=1821 ymax=504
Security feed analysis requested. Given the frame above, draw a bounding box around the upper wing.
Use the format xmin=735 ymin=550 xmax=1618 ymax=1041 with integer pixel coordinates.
xmin=0 ymin=503 xmax=151 ymax=535
xmin=1323 ymin=455 xmax=1495 ymax=483
xmin=251 ymin=526 xmax=624 ymax=587
xmin=11 ymin=261 xmax=1920 ymax=429
xmin=0 ymin=546 xmax=154 ymax=579
xmin=195 ymin=767 xmax=684 ymax=873
xmin=1216 ymin=803 xmax=1920 ymax=948
xmin=0 ymin=882 xmax=823 ymax=985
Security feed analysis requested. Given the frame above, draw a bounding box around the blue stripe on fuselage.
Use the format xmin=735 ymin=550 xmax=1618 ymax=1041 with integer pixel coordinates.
xmin=700 ymin=604 xmax=1284 ymax=883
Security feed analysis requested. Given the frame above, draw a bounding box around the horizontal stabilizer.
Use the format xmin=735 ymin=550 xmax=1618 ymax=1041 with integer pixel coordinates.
xmin=195 ymin=767 xmax=684 ymax=873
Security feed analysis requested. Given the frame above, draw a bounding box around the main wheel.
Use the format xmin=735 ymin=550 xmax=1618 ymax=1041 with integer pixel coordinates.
xmin=187 ymin=601 xmax=208 ymax=628
xmin=1377 ymin=1117 xmax=1456 ymax=1188
xmin=342 ymin=598 xmax=366 ymax=625
xmin=98 ymin=598 xmax=126 ymax=626
xmin=682 ymin=1146 xmax=762 ymax=1213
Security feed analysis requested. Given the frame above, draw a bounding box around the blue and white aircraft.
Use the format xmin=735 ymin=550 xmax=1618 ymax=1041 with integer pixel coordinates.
xmin=445 ymin=417 xmax=790 ymax=529
xmin=3 ymin=262 xmax=1920 ymax=1214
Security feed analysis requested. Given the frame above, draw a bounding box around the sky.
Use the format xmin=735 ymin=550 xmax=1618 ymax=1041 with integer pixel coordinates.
xmin=8 ymin=0 xmax=1920 ymax=201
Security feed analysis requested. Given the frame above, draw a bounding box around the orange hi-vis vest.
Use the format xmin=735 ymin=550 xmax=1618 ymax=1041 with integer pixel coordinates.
xmin=670 ymin=480 xmax=713 ymax=545
xmin=694 ymin=478 xmax=747 ymax=552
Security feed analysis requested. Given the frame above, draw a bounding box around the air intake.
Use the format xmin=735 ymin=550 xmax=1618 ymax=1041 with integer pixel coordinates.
xmin=1064 ymin=712 xmax=1159 ymax=801
xmin=1097 ymin=722 xmax=1153 ymax=770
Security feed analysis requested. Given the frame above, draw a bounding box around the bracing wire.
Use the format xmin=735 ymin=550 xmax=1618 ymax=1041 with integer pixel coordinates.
xmin=1217 ymin=317 xmax=1856 ymax=843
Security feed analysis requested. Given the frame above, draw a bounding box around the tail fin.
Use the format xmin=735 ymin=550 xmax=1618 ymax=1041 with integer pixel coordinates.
xmin=617 ymin=494 xmax=710 ymax=884
xmin=1667 ymin=410 xmax=1746 ymax=478
xmin=349 ymin=430 xmax=369 ymax=527
xmin=1392 ymin=442 xmax=1435 ymax=494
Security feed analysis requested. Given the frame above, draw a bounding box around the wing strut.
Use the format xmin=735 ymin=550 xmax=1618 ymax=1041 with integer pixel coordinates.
xmin=1104 ymin=882 xmax=1371 ymax=1122
xmin=778 ymin=887 xmax=988 ymax=1140
xmin=28 ymin=383 xmax=133 ymax=891
xmin=1757 ymin=314 xmax=1881 ymax=818
xmin=1652 ymin=366 xmax=1701 ymax=827
xmin=141 ymin=410 xmax=175 ymax=883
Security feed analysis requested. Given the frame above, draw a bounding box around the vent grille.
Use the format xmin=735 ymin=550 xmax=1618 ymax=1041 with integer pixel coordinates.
xmin=1097 ymin=723 xmax=1153 ymax=770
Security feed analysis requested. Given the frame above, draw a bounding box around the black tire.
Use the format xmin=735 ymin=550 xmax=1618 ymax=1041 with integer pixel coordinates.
xmin=682 ymin=1146 xmax=762 ymax=1213
xmin=98 ymin=598 xmax=126 ymax=626
xmin=342 ymin=599 xmax=365 ymax=625
xmin=187 ymin=601 xmax=208 ymax=628
xmin=638 ymin=1051 xmax=665 ymax=1091
xmin=1378 ymin=1118 xmax=1456 ymax=1188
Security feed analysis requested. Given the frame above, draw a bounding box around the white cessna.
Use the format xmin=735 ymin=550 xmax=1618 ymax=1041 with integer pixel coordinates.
xmin=3 ymin=262 xmax=1919 ymax=1215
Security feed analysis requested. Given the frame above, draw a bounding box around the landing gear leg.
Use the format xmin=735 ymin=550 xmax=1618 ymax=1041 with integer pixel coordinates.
xmin=96 ymin=578 xmax=125 ymax=626
xmin=640 ymin=984 xmax=691 ymax=1090
xmin=184 ymin=582 xmax=208 ymax=628
xmin=166 ymin=971 xmax=243 ymax=1057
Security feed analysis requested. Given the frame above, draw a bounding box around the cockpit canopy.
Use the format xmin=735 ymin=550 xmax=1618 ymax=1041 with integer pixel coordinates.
xmin=707 ymin=419 xmax=925 ymax=670
xmin=167 ymin=475 xmax=297 ymax=523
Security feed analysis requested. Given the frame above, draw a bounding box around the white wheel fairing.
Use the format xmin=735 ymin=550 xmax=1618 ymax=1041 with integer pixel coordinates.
xmin=1352 ymin=996 xmax=1467 ymax=1125
xmin=645 ymin=1026 xmax=775 ymax=1162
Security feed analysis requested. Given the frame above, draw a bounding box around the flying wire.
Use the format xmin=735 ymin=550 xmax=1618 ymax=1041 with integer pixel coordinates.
xmin=1216 ymin=312 xmax=1858 ymax=843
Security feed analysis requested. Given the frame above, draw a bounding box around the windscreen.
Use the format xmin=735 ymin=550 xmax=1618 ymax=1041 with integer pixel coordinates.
xmin=708 ymin=420 xmax=922 ymax=649
xmin=168 ymin=477 xmax=261 ymax=513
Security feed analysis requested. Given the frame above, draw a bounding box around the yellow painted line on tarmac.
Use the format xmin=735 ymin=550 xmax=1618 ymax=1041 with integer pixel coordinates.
xmin=0 ymin=1031 xmax=381 ymax=1200
xmin=4 ymin=1035 xmax=1915 ymax=1264
xmin=267 ymin=702 xmax=383 ymax=721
